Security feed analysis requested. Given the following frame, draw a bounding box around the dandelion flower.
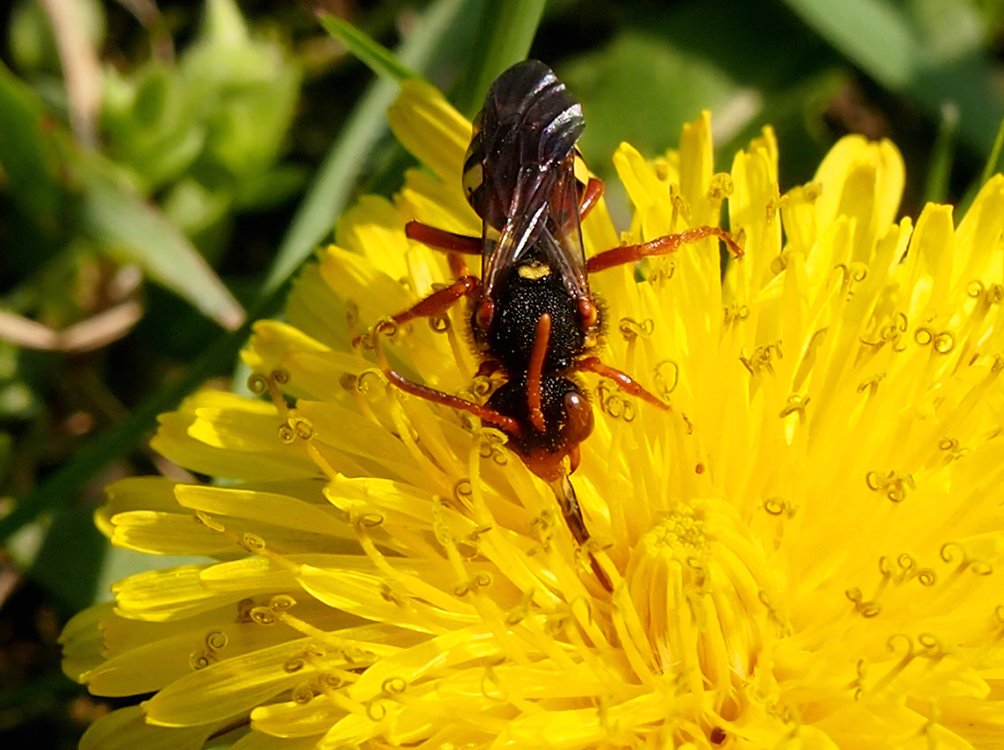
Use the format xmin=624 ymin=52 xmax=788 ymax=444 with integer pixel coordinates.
xmin=62 ymin=77 xmax=1004 ymax=750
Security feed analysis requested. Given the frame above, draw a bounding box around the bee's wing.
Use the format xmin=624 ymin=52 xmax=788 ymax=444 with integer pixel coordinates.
xmin=481 ymin=155 xmax=588 ymax=302
xmin=538 ymin=157 xmax=589 ymax=303
xmin=479 ymin=165 xmax=552 ymax=298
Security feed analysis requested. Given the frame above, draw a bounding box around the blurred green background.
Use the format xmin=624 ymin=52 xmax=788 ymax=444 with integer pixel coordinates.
xmin=1 ymin=0 xmax=1002 ymax=746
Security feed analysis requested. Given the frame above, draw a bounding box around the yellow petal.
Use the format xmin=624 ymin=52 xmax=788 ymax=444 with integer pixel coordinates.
xmin=388 ymin=79 xmax=471 ymax=184
xmin=79 ymin=705 xmax=216 ymax=750
xmin=679 ymin=110 xmax=716 ymax=225
xmin=151 ymin=391 xmax=319 ymax=481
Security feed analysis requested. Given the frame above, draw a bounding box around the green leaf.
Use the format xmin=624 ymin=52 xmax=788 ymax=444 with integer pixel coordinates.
xmin=0 ymin=60 xmax=244 ymax=330
xmin=959 ymin=113 xmax=1004 ymax=213
xmin=0 ymin=61 xmax=64 ymax=219
xmin=181 ymin=0 xmax=303 ymax=188
xmin=8 ymin=0 xmax=106 ymax=74
xmin=101 ymin=63 xmax=206 ymax=192
xmin=232 ymin=164 xmax=308 ymax=211
xmin=77 ymin=163 xmax=245 ymax=331
xmin=562 ymin=31 xmax=741 ymax=168
xmin=782 ymin=0 xmax=1003 ymax=154
xmin=783 ymin=0 xmax=917 ymax=86
xmin=319 ymin=14 xmax=419 ymax=82
xmin=198 ymin=0 xmax=250 ymax=48
xmin=549 ymin=2 xmax=843 ymax=194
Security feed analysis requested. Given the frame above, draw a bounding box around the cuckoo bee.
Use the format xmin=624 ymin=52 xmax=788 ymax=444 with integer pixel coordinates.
xmin=362 ymin=60 xmax=743 ymax=549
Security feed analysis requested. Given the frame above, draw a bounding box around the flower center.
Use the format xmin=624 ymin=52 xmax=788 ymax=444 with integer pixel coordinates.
xmin=622 ymin=499 xmax=780 ymax=718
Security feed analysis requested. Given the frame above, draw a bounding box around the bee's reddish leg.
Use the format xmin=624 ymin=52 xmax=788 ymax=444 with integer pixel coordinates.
xmin=391 ymin=276 xmax=480 ymax=328
xmin=585 ymin=226 xmax=743 ymax=274
xmin=382 ymin=369 xmax=522 ymax=435
xmin=397 ymin=219 xmax=478 ymax=321
xmin=405 ymin=221 xmax=483 ymax=255
xmin=526 ymin=314 xmax=552 ymax=433
xmin=577 ymin=177 xmax=604 ymax=221
xmin=576 ymin=356 xmax=669 ymax=410
xmin=351 ymin=275 xmax=480 ymax=348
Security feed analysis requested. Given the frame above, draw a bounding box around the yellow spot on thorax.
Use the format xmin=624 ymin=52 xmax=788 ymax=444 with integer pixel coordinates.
xmin=517 ymin=262 xmax=552 ymax=281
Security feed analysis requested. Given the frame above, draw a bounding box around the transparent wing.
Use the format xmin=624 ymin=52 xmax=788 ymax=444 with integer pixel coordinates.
xmin=538 ymin=157 xmax=589 ymax=302
xmin=481 ymin=154 xmax=588 ymax=303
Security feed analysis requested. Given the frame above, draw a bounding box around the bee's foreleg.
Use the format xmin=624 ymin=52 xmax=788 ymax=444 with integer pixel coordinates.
xmin=585 ymin=225 xmax=744 ymax=274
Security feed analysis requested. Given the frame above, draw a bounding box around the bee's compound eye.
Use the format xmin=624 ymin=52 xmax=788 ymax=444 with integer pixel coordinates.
xmin=562 ymin=390 xmax=594 ymax=445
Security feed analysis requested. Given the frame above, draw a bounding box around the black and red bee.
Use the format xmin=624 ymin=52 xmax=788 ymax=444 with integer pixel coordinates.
xmin=361 ymin=60 xmax=742 ymax=548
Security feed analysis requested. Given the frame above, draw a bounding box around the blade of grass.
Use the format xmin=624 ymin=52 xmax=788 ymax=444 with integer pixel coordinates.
xmin=958 ymin=113 xmax=1004 ymax=214
xmin=454 ymin=0 xmax=545 ymax=116
xmin=921 ymin=102 xmax=958 ymax=205
xmin=263 ymin=0 xmax=470 ymax=293
xmin=979 ymin=116 xmax=1004 ymax=188
xmin=319 ymin=14 xmax=419 ymax=82
xmin=79 ymin=165 xmax=245 ymax=330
